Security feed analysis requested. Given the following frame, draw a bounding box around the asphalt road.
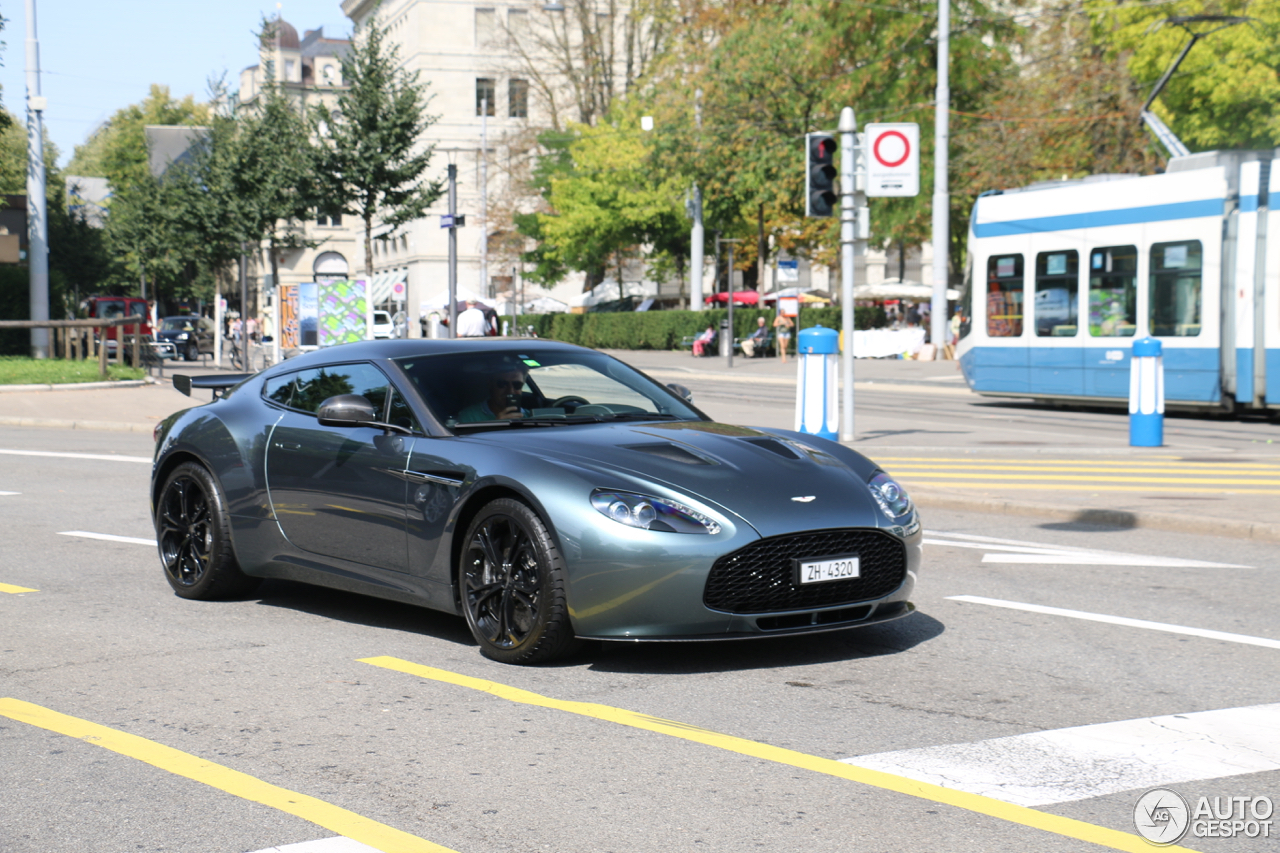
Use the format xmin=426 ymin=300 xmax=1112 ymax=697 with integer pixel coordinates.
xmin=1 ymin=425 xmax=1277 ymax=853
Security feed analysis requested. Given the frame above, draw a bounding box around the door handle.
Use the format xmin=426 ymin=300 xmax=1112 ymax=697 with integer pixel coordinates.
xmin=404 ymin=470 xmax=464 ymax=487
xmin=274 ymin=441 xmax=302 ymax=451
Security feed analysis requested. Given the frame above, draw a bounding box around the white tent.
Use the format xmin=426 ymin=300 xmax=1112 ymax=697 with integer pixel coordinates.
xmin=569 ymin=280 xmax=651 ymax=308
xmin=854 ymin=279 xmax=959 ymax=301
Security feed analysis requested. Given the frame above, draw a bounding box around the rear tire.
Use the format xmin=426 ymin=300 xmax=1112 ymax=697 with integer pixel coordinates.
xmin=156 ymin=462 xmax=260 ymax=600
xmin=459 ymin=498 xmax=580 ymax=664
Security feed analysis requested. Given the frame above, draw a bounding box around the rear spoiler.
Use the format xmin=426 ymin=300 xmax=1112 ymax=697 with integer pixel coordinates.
xmin=173 ymin=373 xmax=254 ymax=399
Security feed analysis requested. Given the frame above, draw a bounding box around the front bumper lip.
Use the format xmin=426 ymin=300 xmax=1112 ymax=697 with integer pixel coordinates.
xmin=579 ymin=600 xmax=915 ymax=642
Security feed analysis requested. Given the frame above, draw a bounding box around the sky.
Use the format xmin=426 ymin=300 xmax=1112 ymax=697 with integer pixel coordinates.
xmin=0 ymin=0 xmax=354 ymax=167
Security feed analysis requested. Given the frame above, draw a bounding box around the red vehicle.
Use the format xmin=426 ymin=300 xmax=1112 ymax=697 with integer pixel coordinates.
xmin=80 ymin=296 xmax=159 ymax=359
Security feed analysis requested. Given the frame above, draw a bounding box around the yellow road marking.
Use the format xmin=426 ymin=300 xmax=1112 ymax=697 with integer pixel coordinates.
xmin=892 ymin=472 xmax=1280 ymax=485
xmin=886 ymin=464 xmax=1280 ymax=476
xmin=0 ymin=582 xmax=38 ymax=594
xmin=359 ymin=657 xmax=1200 ymax=853
xmin=877 ymin=457 xmax=1280 ymax=469
xmin=0 ymin=698 xmax=456 ymax=853
xmin=905 ymin=482 xmax=1280 ymax=494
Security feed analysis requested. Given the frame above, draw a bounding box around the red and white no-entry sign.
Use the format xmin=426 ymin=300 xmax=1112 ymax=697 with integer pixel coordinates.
xmin=864 ymin=123 xmax=919 ymax=198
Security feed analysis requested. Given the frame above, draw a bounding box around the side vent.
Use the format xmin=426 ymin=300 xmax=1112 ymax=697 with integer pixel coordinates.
xmin=742 ymin=438 xmax=801 ymax=460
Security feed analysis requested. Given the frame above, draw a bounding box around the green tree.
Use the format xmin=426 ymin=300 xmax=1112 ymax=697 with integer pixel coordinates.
xmin=312 ymin=18 xmax=443 ymax=278
xmin=534 ymin=108 xmax=687 ymax=292
xmin=66 ymin=85 xmax=210 ymax=186
xmin=1091 ymin=0 xmax=1280 ymax=151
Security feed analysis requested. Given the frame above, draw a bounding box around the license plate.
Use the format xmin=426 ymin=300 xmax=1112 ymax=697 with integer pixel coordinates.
xmin=797 ymin=554 xmax=860 ymax=585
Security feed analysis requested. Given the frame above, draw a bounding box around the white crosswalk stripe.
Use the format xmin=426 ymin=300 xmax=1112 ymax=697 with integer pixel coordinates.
xmin=245 ymin=838 xmax=382 ymax=853
xmin=925 ymin=530 xmax=1251 ymax=568
xmin=841 ymin=704 xmax=1280 ymax=807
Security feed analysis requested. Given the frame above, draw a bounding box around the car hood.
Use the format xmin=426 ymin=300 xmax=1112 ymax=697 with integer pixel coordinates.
xmin=467 ymin=420 xmax=886 ymax=537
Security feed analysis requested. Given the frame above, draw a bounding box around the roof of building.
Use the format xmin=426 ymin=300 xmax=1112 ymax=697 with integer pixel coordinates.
xmin=263 ymin=17 xmax=301 ymax=50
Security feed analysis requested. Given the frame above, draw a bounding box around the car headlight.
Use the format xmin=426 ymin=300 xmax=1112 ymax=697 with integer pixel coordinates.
xmin=174 ymin=332 xmax=189 ymax=340
xmin=868 ymin=472 xmax=912 ymax=521
xmin=590 ymin=490 xmax=721 ymax=534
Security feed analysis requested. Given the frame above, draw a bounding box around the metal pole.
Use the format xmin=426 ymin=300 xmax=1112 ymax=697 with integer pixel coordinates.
xmin=839 ymin=107 xmax=857 ymax=442
xmin=726 ymin=241 xmax=735 ymax=369
xmin=690 ymin=184 xmax=704 ymax=311
xmin=480 ymin=97 xmax=488 ymax=299
xmin=930 ymin=0 xmax=951 ymax=358
xmin=447 ymin=163 xmax=458 ymax=338
xmin=239 ymin=245 xmax=248 ymax=365
xmin=25 ymin=0 xmax=49 ymax=358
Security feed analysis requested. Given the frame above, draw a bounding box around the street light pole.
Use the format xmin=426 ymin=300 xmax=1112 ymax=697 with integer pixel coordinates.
xmin=447 ymin=163 xmax=458 ymax=338
xmin=25 ymin=0 xmax=49 ymax=358
xmin=930 ymin=0 xmax=950 ymax=361
xmin=480 ymin=97 xmax=488 ymax=299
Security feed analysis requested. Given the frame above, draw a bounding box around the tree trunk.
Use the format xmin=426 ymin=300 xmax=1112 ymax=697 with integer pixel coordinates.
xmin=364 ymin=212 xmax=375 ymax=280
xmin=757 ymin=204 xmax=766 ymax=293
xmin=269 ymin=236 xmax=280 ymax=309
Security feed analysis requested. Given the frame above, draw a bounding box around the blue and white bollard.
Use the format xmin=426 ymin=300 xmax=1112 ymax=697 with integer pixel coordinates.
xmin=795 ymin=326 xmax=839 ymax=440
xmin=1129 ymin=336 xmax=1164 ymax=447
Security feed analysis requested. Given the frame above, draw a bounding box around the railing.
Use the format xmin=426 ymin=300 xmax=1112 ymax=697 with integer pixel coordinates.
xmin=0 ymin=318 xmax=162 ymax=378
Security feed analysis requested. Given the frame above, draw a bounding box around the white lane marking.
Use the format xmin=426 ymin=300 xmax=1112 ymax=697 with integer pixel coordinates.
xmin=0 ymin=448 xmax=151 ymax=464
xmin=246 ymin=838 xmax=382 ymax=853
xmin=924 ymin=530 xmax=1250 ymax=568
xmin=979 ymin=554 xmax=1247 ymax=567
xmin=0 ymin=491 xmax=19 ymax=496
xmin=58 ymin=531 xmax=156 ymax=547
xmin=841 ymin=703 xmax=1280 ymax=807
xmin=948 ymin=595 xmax=1280 ymax=650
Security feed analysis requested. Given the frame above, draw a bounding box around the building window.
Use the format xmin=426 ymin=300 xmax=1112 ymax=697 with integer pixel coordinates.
xmin=475 ymin=8 xmax=496 ymax=46
xmin=507 ymin=9 xmax=528 ymax=42
xmin=476 ymin=78 xmax=496 ymax=116
xmin=284 ymin=59 xmax=296 ymax=80
xmin=509 ymin=79 xmax=528 ymax=118
xmin=317 ymin=213 xmax=343 ymax=227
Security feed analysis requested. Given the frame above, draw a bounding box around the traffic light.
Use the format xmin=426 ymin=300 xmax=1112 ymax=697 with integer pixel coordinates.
xmin=805 ymin=132 xmax=837 ymax=217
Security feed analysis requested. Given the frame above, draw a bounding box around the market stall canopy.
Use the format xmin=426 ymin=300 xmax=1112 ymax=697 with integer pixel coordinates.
xmin=762 ymin=288 xmax=830 ymax=304
xmin=854 ymin=279 xmax=959 ymax=301
xmin=705 ymin=290 xmax=760 ymax=305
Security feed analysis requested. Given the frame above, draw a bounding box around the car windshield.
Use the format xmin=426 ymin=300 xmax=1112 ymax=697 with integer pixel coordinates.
xmin=395 ymin=349 xmax=702 ymax=432
xmin=161 ymin=318 xmax=196 ymax=331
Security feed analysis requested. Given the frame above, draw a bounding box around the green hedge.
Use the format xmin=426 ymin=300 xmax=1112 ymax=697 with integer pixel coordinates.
xmin=0 ymin=265 xmax=70 ymax=356
xmin=500 ymin=304 xmax=886 ymax=350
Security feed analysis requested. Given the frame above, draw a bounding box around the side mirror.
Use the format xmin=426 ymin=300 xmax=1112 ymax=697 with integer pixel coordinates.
xmin=317 ymin=394 xmax=414 ymax=435
xmin=666 ymin=383 xmax=693 ymax=403
xmin=317 ymin=394 xmax=378 ymax=426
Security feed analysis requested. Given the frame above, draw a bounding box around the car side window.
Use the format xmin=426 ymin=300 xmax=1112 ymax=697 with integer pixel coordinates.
xmin=290 ymin=363 xmax=391 ymax=416
xmin=263 ymin=373 xmax=296 ymax=408
xmin=387 ymin=387 xmax=422 ymax=433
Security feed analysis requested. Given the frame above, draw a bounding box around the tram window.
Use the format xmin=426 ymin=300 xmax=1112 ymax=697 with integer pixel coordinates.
xmin=1088 ymin=246 xmax=1137 ymax=337
xmin=1034 ymin=250 xmax=1078 ymax=337
xmin=957 ymin=257 xmax=973 ymax=340
xmin=986 ymin=254 xmax=1024 ymax=337
xmin=1150 ymin=241 xmax=1202 ymax=337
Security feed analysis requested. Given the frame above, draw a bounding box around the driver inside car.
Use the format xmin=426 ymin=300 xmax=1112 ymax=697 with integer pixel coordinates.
xmin=457 ymin=366 xmax=529 ymax=423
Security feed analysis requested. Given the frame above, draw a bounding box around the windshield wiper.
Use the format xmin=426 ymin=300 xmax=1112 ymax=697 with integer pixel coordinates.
xmin=598 ymin=412 xmax=684 ymax=421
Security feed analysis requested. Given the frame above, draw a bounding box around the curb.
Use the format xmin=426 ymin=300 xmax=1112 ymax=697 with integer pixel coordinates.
xmin=0 ymin=416 xmax=156 ymax=433
xmin=910 ymin=488 xmax=1280 ymax=544
xmin=0 ymin=379 xmax=153 ymax=393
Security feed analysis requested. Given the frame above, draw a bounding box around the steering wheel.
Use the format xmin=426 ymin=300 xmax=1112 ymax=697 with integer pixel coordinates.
xmin=551 ymin=395 xmax=589 ymax=408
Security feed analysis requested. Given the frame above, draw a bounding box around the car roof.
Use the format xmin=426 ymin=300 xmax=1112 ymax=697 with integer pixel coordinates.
xmin=264 ymin=338 xmax=588 ymax=372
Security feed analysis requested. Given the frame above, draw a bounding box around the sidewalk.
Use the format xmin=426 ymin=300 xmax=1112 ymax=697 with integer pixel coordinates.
xmin=2 ymin=352 xmax=1277 ymax=542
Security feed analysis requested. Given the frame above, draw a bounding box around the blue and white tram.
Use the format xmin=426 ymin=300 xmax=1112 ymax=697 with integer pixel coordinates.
xmin=956 ymin=150 xmax=1279 ymax=412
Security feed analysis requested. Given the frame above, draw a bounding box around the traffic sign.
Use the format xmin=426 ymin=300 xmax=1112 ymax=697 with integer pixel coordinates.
xmin=865 ymin=123 xmax=919 ymax=197
xmin=440 ymin=214 xmax=466 ymax=228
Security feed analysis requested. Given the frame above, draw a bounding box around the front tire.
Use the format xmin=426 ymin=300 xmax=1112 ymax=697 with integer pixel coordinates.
xmin=156 ymin=462 xmax=260 ymax=599
xmin=184 ymin=341 xmax=199 ymax=361
xmin=460 ymin=498 xmax=579 ymax=664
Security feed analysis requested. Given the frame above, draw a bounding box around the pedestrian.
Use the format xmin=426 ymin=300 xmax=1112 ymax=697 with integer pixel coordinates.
xmin=455 ymin=300 xmax=489 ymax=337
xmin=772 ymin=312 xmax=794 ymax=364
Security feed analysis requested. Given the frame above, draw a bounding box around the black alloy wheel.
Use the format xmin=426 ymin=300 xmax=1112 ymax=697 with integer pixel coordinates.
xmin=156 ymin=462 xmax=259 ymax=599
xmin=460 ymin=498 xmax=579 ymax=664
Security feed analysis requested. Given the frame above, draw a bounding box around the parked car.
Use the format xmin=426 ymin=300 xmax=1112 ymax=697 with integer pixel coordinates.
xmin=153 ymin=340 xmax=920 ymax=665
xmin=156 ymin=315 xmax=216 ymax=361
xmin=371 ymin=310 xmax=396 ymax=339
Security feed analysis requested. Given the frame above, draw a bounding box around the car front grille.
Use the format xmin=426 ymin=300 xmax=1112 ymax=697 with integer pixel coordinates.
xmin=703 ymin=528 xmax=907 ymax=614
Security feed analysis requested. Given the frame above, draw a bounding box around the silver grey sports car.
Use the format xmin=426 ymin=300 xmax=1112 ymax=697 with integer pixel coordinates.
xmin=152 ymin=340 xmax=920 ymax=664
